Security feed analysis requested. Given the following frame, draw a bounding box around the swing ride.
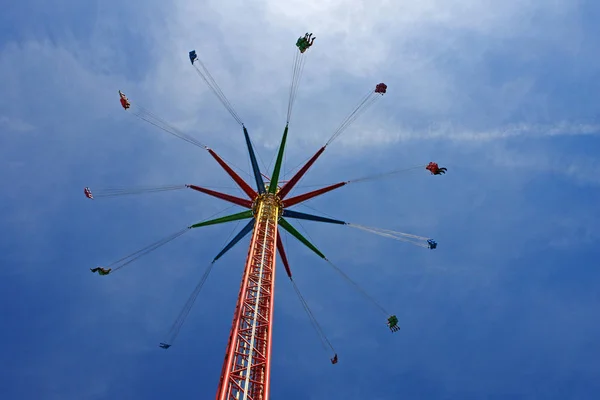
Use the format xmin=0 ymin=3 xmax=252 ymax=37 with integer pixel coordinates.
xmin=86 ymin=32 xmax=446 ymax=400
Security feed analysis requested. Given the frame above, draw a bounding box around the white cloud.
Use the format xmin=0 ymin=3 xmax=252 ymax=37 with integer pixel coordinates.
xmin=487 ymin=146 xmax=600 ymax=186
xmin=0 ymin=115 xmax=35 ymax=132
xmin=124 ymin=0 xmax=590 ymax=151
xmin=337 ymin=121 xmax=600 ymax=148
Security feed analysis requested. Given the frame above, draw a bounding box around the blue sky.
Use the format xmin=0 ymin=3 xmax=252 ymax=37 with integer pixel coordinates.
xmin=1 ymin=0 xmax=599 ymax=399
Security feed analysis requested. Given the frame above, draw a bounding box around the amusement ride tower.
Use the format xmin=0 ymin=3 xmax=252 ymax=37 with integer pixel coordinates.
xmin=88 ymin=33 xmax=442 ymax=400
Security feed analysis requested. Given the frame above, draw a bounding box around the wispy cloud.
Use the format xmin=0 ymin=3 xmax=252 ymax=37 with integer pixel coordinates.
xmin=487 ymin=146 xmax=600 ymax=186
xmin=0 ymin=115 xmax=35 ymax=132
xmin=338 ymin=121 xmax=600 ymax=147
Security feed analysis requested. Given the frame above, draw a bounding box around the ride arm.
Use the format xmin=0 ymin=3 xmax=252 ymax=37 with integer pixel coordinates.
xmin=268 ymin=125 xmax=288 ymax=193
xmin=186 ymin=185 xmax=253 ymax=209
xmin=278 ymin=146 xmax=326 ymax=199
xmin=282 ymin=210 xmax=346 ymax=225
xmin=282 ymin=181 xmax=347 ymax=208
xmin=276 ymin=232 xmax=293 ymax=278
xmin=278 ymin=218 xmax=326 ymax=259
xmin=243 ymin=126 xmax=266 ymax=194
xmin=206 ymin=149 xmax=258 ymax=199
xmin=212 ymin=219 xmax=255 ymax=262
xmin=189 ymin=210 xmax=253 ymax=229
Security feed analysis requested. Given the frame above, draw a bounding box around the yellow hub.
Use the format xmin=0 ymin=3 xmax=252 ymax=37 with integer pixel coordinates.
xmin=252 ymin=192 xmax=283 ymax=219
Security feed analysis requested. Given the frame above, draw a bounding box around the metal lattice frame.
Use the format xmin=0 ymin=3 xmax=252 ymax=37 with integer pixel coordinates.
xmin=217 ymin=194 xmax=280 ymax=400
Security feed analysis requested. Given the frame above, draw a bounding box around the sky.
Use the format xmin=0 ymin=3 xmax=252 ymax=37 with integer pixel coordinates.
xmin=1 ymin=0 xmax=599 ymax=399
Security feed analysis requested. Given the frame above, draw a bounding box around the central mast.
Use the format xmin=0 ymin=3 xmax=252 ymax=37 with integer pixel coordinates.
xmin=216 ymin=191 xmax=282 ymax=400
